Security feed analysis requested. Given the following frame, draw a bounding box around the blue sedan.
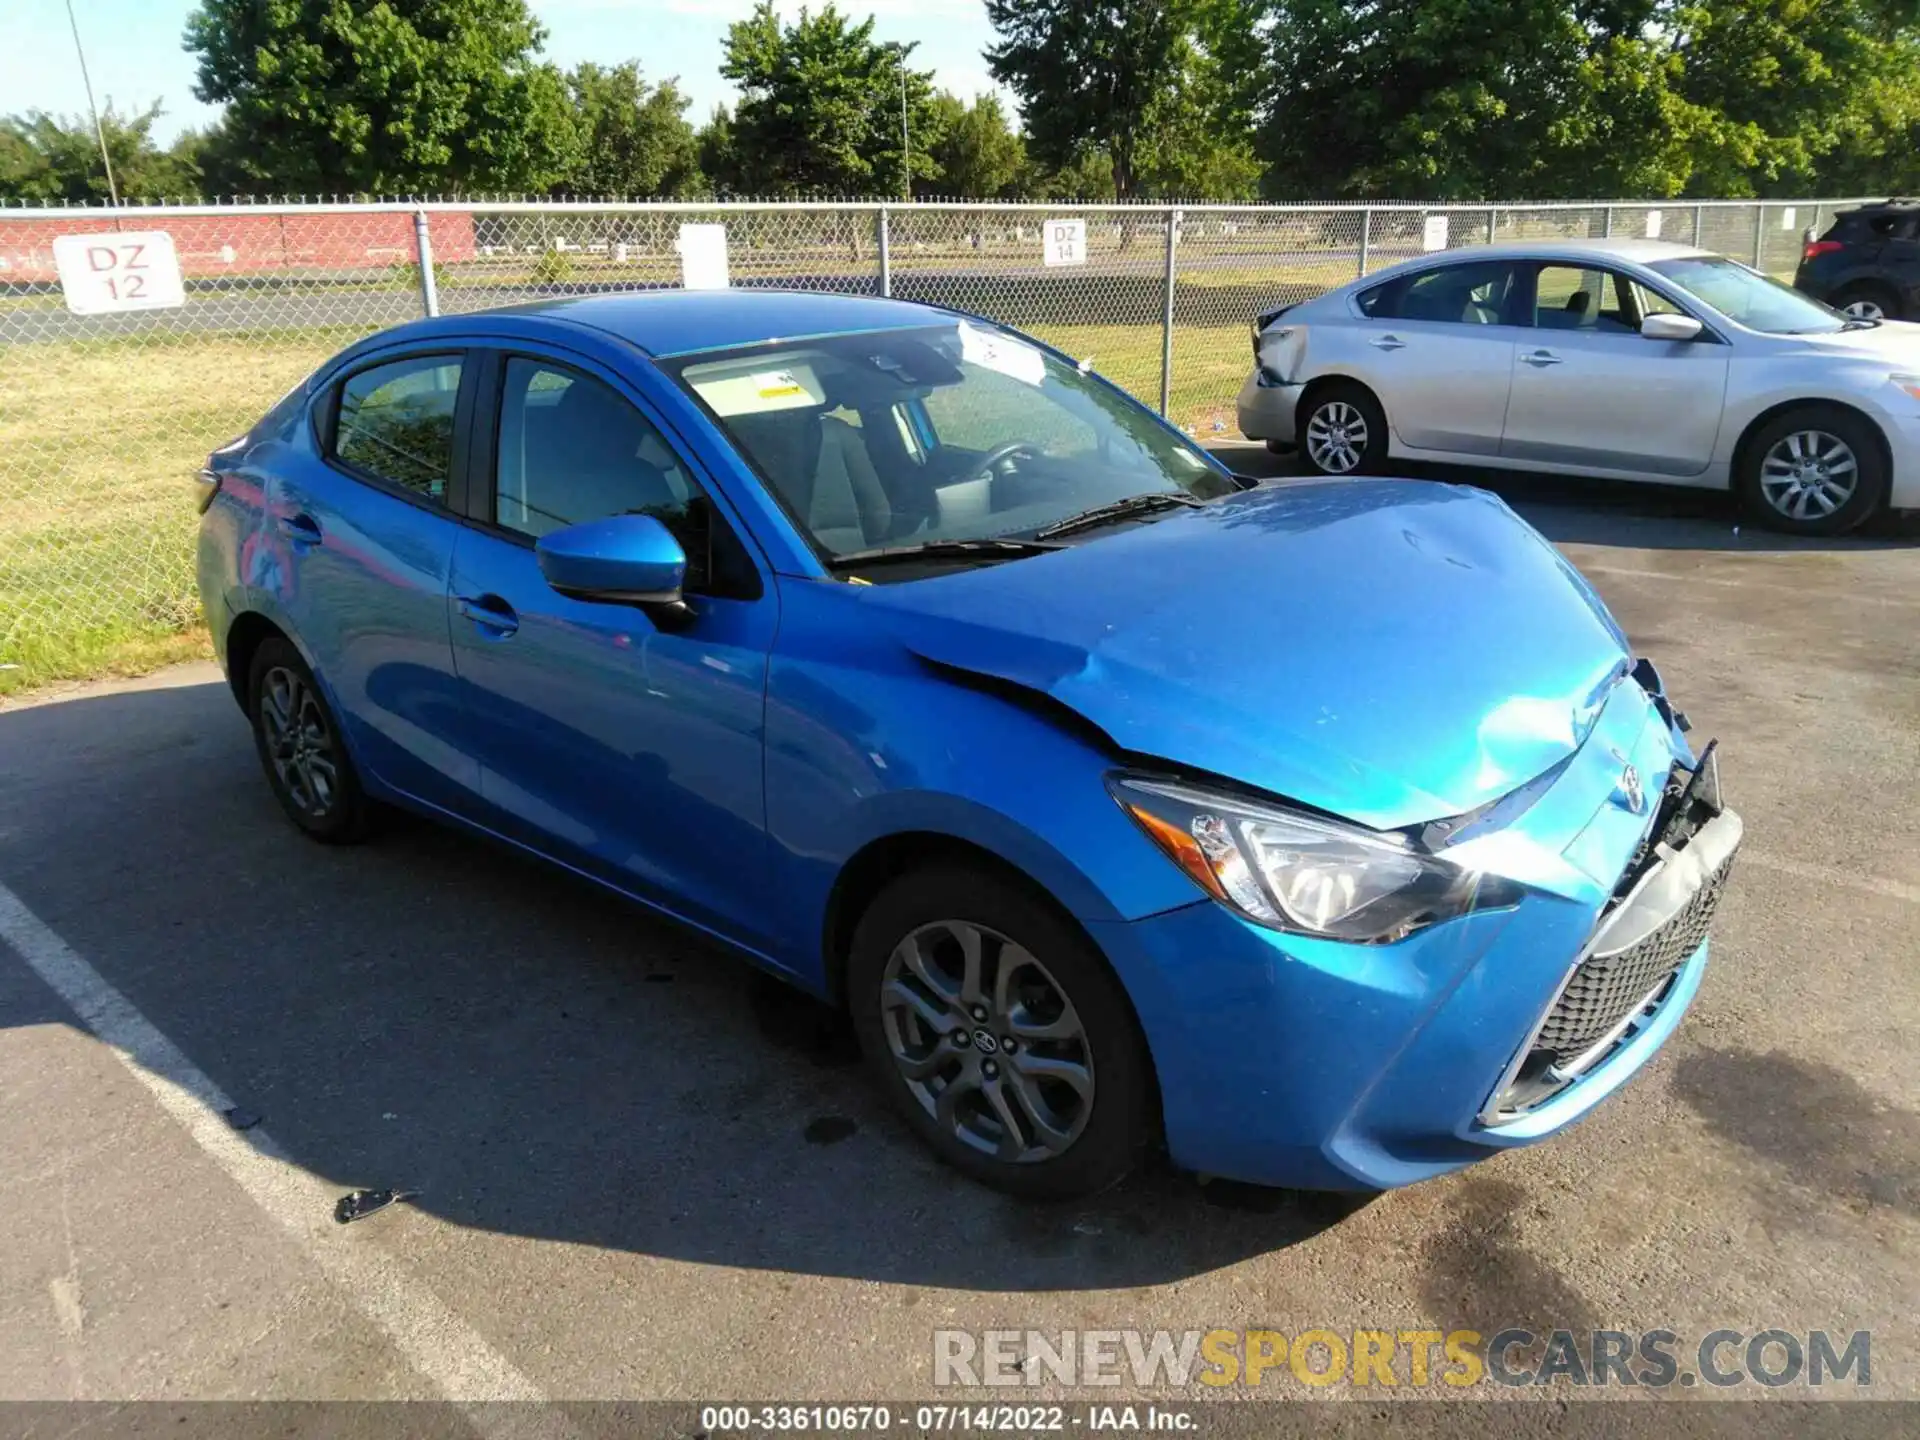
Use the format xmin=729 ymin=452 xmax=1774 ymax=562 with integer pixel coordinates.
xmin=195 ymin=291 xmax=1742 ymax=1198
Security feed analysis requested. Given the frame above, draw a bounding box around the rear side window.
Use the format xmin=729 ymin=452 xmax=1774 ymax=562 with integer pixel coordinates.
xmin=1367 ymin=262 xmax=1518 ymax=325
xmin=333 ymin=355 xmax=463 ymax=501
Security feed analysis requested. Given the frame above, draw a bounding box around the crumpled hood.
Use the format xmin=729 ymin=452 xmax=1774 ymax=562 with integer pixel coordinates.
xmin=862 ymin=479 xmax=1632 ymax=831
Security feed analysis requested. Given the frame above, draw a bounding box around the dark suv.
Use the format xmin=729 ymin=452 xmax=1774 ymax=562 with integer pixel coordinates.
xmin=1794 ymin=199 xmax=1920 ymax=321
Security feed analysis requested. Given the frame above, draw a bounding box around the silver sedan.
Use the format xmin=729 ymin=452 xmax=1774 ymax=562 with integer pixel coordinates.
xmin=1236 ymin=238 xmax=1920 ymax=534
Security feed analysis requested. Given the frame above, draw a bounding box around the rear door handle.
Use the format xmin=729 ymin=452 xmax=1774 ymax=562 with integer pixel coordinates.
xmin=1370 ymin=334 xmax=1407 ymax=351
xmin=278 ymin=512 xmax=322 ymax=546
xmin=1521 ymin=350 xmax=1563 ymax=367
xmin=456 ymin=595 xmax=519 ymax=637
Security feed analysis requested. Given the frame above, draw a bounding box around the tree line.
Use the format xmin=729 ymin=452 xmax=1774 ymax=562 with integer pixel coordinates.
xmin=4 ymin=0 xmax=1917 ymax=206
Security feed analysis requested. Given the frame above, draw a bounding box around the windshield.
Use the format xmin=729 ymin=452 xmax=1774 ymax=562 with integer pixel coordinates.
xmin=662 ymin=322 xmax=1237 ymax=560
xmin=1648 ymin=256 xmax=1847 ymax=334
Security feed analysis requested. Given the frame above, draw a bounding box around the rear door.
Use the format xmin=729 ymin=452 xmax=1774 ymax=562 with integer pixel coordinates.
xmin=1884 ymin=213 xmax=1920 ymax=315
xmin=1350 ymin=260 xmax=1524 ymax=456
xmin=270 ymin=348 xmax=477 ymax=810
xmin=1499 ymin=263 xmax=1730 ymax=477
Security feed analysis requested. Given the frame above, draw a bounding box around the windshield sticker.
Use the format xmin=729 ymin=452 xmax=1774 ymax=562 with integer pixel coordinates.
xmin=958 ymin=321 xmax=1046 ymax=386
xmin=685 ymin=361 xmax=825 ymax=416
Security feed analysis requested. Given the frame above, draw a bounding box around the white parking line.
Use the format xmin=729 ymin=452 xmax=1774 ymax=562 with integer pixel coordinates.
xmin=0 ymin=880 xmax=573 ymax=1433
xmin=1742 ymin=850 xmax=1920 ymax=906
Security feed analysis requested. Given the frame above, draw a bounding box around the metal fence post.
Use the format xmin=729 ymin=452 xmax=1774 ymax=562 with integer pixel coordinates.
xmin=1753 ymin=204 xmax=1767 ymax=268
xmin=1692 ymin=203 xmax=1705 ymax=247
xmin=1159 ymin=207 xmax=1180 ymax=419
xmin=412 ymin=210 xmax=439 ymax=317
xmin=1486 ymin=208 xmax=1498 ymax=244
xmin=1603 ymin=205 xmax=1615 ymax=238
xmin=876 ymin=206 xmax=891 ymax=297
xmin=1356 ymin=208 xmax=1371 ymax=279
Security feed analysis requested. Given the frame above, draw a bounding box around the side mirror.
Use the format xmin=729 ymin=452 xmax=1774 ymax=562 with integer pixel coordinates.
xmin=535 ymin=513 xmax=690 ymax=623
xmin=1641 ymin=312 xmax=1704 ymax=342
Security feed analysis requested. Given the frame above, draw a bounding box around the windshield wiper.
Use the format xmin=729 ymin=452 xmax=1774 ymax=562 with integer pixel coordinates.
xmin=1841 ymin=318 xmax=1881 ymax=331
xmin=1034 ymin=491 xmax=1206 ymax=540
xmin=824 ymin=537 xmax=1065 ymax=569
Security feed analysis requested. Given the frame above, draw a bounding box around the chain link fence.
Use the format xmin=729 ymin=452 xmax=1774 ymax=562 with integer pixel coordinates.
xmin=0 ymin=195 xmax=1861 ymax=690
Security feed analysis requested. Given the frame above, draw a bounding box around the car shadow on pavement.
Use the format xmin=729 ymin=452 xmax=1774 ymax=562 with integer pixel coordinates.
xmin=0 ymin=677 xmax=1362 ymax=1293
xmin=1210 ymin=441 xmax=1920 ymax=553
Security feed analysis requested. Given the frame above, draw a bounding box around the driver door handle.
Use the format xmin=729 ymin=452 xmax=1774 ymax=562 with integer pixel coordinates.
xmin=456 ymin=594 xmax=519 ymax=637
xmin=1521 ymin=349 xmax=1564 ymax=367
xmin=1370 ymin=334 xmax=1407 ymax=351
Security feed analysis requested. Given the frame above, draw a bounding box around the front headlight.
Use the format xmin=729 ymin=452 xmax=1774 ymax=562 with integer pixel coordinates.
xmin=1110 ymin=775 xmax=1520 ymax=943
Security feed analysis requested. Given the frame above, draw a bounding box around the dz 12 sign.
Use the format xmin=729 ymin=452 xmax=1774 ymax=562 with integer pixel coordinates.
xmin=52 ymin=231 xmax=187 ymax=315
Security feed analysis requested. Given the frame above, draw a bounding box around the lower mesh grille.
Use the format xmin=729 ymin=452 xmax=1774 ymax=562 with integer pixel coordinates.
xmin=1534 ymin=858 xmax=1733 ymax=1063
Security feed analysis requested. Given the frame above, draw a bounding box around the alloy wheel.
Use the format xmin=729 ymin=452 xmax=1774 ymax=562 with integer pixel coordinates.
xmin=878 ymin=919 xmax=1095 ymax=1163
xmin=1759 ymin=430 xmax=1860 ymax=522
xmin=258 ymin=665 xmax=340 ymax=818
xmin=1306 ymin=400 xmax=1368 ymax=473
xmin=1841 ymin=298 xmax=1886 ymax=321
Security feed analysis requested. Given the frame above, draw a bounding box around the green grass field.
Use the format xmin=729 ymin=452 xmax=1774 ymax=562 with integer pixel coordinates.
xmin=0 ymin=319 xmax=1253 ymax=697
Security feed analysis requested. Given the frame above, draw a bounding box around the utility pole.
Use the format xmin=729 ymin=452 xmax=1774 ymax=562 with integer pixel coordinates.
xmin=64 ymin=0 xmax=119 ymax=205
xmin=899 ymin=57 xmax=911 ymax=201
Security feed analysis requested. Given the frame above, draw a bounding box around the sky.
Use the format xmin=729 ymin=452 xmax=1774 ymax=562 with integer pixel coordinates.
xmin=4 ymin=0 xmax=1012 ymax=144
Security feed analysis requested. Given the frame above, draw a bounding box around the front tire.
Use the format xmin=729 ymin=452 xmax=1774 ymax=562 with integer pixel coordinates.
xmin=247 ymin=638 xmax=373 ymax=843
xmin=1298 ymin=382 xmax=1388 ymax=476
xmin=848 ymin=865 xmax=1153 ymax=1200
xmin=1735 ymin=405 xmax=1887 ymax=536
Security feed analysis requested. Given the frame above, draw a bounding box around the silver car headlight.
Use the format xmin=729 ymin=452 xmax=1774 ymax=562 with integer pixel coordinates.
xmin=1110 ymin=775 xmax=1521 ymax=943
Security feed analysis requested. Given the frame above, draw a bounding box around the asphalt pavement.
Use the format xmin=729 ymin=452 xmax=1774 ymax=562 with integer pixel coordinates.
xmin=1 ymin=453 xmax=1916 ymax=1431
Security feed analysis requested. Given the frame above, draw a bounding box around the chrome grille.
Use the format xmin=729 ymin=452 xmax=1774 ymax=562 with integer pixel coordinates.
xmin=1533 ymin=857 xmax=1733 ymax=1063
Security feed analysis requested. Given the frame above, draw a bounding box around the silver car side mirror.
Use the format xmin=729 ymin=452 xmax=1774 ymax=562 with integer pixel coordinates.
xmin=1641 ymin=312 xmax=1704 ymax=342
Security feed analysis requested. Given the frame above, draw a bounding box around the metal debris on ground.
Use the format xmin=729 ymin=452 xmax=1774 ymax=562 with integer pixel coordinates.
xmin=333 ymin=1188 xmax=416 ymax=1225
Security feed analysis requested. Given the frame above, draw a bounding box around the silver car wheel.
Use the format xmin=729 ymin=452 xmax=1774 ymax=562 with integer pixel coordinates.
xmin=1841 ymin=298 xmax=1886 ymax=321
xmin=878 ymin=919 xmax=1095 ymax=1163
xmin=258 ymin=665 xmax=340 ymax=817
xmin=1759 ymin=429 xmax=1859 ymax=521
xmin=1305 ymin=401 xmax=1369 ymax=474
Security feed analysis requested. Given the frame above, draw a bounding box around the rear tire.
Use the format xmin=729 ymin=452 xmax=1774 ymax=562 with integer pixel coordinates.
xmin=1297 ymin=382 xmax=1388 ymax=476
xmin=848 ymin=865 xmax=1153 ymax=1200
xmin=247 ymin=638 xmax=374 ymax=843
xmin=1734 ymin=405 xmax=1888 ymax=536
xmin=1829 ymin=282 xmax=1901 ymax=323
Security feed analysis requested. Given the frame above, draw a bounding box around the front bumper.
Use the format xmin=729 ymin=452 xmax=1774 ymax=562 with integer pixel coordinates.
xmin=1236 ymin=370 xmax=1300 ymax=443
xmin=1087 ymin=696 xmax=1739 ymax=1192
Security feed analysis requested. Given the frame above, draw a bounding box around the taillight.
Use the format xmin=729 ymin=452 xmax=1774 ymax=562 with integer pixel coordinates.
xmin=1803 ymin=239 xmax=1844 ymax=261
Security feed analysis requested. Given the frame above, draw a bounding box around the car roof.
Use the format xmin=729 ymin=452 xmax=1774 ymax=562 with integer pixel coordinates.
xmin=405 ymin=289 xmax=961 ymax=358
xmin=1364 ymin=238 xmax=1712 ymax=276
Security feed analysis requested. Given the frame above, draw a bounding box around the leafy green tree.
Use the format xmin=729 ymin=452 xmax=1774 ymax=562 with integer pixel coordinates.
xmin=720 ymin=2 xmax=942 ymax=196
xmin=560 ymin=63 xmax=702 ymax=197
xmin=696 ymin=106 xmax=742 ymax=194
xmin=985 ymin=0 xmax=1196 ymax=200
xmin=925 ymin=92 xmax=1028 ymax=198
xmin=182 ymin=0 xmax=578 ymax=195
xmin=0 ymin=103 xmax=201 ymax=202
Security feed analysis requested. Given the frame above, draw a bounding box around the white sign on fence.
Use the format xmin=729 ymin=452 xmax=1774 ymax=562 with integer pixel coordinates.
xmin=1043 ymin=219 xmax=1086 ymax=267
xmin=676 ymin=223 xmax=729 ymax=289
xmin=1781 ymin=207 xmax=1798 ymax=230
xmin=52 ymin=231 xmax=185 ymax=315
xmin=1421 ymin=215 xmax=1449 ymax=251
xmin=1644 ymin=209 xmax=1664 ymax=239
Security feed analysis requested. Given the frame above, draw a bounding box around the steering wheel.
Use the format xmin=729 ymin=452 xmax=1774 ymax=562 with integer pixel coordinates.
xmin=968 ymin=441 xmax=1043 ymax=481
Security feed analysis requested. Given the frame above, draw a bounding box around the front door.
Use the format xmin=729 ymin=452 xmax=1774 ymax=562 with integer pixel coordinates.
xmin=1500 ymin=263 xmax=1730 ymax=476
xmin=446 ymin=351 xmax=778 ymax=948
